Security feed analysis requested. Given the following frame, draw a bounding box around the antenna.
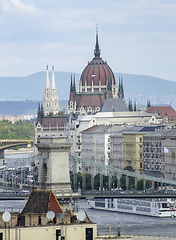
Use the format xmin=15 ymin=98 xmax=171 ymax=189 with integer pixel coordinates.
xmin=60 ymin=213 xmax=65 ymax=220
xmin=2 ymin=211 xmax=11 ymax=222
xmin=76 ymin=210 xmax=86 ymax=221
xmin=46 ymin=211 xmax=55 ymax=220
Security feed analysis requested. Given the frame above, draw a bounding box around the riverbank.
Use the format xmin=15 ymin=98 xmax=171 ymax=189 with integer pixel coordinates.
xmin=4 ymin=147 xmax=34 ymax=155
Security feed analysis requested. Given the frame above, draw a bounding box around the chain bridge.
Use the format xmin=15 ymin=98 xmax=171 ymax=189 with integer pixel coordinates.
xmin=0 ymin=154 xmax=176 ymax=199
xmin=0 ymin=139 xmax=33 ymax=158
xmin=70 ymin=156 xmax=176 ymax=192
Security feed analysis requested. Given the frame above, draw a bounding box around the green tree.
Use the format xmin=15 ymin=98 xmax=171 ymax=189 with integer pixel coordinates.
xmin=120 ymin=166 xmax=135 ymax=190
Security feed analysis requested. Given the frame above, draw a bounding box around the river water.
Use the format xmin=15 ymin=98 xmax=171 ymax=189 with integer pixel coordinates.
xmin=1 ymin=152 xmax=176 ymax=238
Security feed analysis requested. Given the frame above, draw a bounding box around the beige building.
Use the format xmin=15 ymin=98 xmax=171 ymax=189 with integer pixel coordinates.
xmin=0 ymin=190 xmax=97 ymax=240
xmin=0 ymin=224 xmax=97 ymax=240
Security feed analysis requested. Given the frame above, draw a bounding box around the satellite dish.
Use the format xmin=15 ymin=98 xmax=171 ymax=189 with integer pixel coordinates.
xmin=46 ymin=211 xmax=55 ymax=220
xmin=2 ymin=211 xmax=11 ymax=222
xmin=60 ymin=213 xmax=65 ymax=220
xmin=76 ymin=210 xmax=86 ymax=221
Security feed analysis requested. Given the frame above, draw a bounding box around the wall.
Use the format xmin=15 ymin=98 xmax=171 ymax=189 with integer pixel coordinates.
xmin=0 ymin=223 xmax=97 ymax=240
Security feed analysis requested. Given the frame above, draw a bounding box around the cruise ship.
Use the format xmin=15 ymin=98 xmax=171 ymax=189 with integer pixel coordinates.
xmin=88 ymin=198 xmax=176 ymax=217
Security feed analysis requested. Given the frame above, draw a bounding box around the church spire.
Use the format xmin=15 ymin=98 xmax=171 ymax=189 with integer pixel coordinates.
xmin=94 ymin=25 xmax=101 ymax=58
xmin=51 ymin=65 xmax=56 ymax=89
xmin=45 ymin=65 xmax=50 ymax=89
xmin=73 ymin=74 xmax=76 ymax=92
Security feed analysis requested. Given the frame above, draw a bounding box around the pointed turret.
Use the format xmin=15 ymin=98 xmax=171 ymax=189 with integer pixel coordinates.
xmin=36 ymin=102 xmax=43 ymax=125
xmin=45 ymin=65 xmax=50 ymax=89
xmin=128 ymin=99 xmax=133 ymax=111
xmin=70 ymin=74 xmax=73 ymax=92
xmin=134 ymin=100 xmax=137 ymax=111
xmin=94 ymin=25 xmax=101 ymax=58
xmin=69 ymin=74 xmax=75 ymax=103
xmin=118 ymin=77 xmax=121 ymax=98
xmin=147 ymin=100 xmax=151 ymax=108
xmin=73 ymin=74 xmax=76 ymax=92
xmin=121 ymin=77 xmax=124 ymax=99
xmin=51 ymin=66 xmax=56 ymax=89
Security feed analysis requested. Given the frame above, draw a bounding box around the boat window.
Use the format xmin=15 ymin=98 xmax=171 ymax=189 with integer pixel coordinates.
xmin=162 ymin=203 xmax=168 ymax=208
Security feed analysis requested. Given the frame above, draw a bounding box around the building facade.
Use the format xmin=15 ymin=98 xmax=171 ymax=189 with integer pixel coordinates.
xmin=81 ymin=125 xmax=112 ymax=168
xmin=34 ymin=66 xmax=67 ymax=153
xmin=67 ymin=30 xmax=125 ymax=115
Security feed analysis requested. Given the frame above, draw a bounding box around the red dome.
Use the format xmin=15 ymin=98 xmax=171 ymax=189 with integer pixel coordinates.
xmin=80 ymin=57 xmax=115 ymax=86
xmin=80 ymin=31 xmax=115 ymax=87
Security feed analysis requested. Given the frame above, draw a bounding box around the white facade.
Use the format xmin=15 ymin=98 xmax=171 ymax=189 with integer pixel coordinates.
xmin=110 ymin=126 xmax=126 ymax=169
xmin=43 ymin=66 xmax=60 ymax=116
xmin=81 ymin=126 xmax=112 ymax=169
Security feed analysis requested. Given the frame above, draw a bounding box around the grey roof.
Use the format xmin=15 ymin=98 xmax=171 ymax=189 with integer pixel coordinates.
xmin=143 ymin=128 xmax=176 ymax=138
xmin=162 ymin=128 xmax=176 ymax=138
xmin=100 ymin=98 xmax=128 ymax=112
xmin=123 ymin=125 xmax=166 ymax=134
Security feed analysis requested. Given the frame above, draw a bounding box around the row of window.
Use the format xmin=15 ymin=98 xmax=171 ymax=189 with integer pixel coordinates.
xmin=136 ymin=207 xmax=151 ymax=212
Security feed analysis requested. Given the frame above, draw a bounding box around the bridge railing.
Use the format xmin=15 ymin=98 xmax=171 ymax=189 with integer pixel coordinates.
xmin=70 ymin=155 xmax=176 ymax=190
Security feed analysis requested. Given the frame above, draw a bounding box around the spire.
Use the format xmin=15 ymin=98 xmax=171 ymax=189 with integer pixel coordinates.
xmin=147 ymin=100 xmax=151 ymax=108
xmin=121 ymin=77 xmax=124 ymax=99
xmin=73 ymin=74 xmax=76 ymax=92
xmin=134 ymin=100 xmax=137 ymax=111
xmin=70 ymin=74 xmax=73 ymax=91
xmin=51 ymin=65 xmax=56 ymax=89
xmin=38 ymin=102 xmax=41 ymax=112
xmin=45 ymin=65 xmax=50 ymax=89
xmin=94 ymin=25 xmax=101 ymax=58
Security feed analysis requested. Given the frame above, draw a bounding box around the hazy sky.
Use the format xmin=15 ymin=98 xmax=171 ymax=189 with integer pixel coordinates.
xmin=0 ymin=0 xmax=176 ymax=82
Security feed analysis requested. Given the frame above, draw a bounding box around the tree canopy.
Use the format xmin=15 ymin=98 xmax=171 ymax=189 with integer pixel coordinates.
xmin=0 ymin=120 xmax=34 ymax=140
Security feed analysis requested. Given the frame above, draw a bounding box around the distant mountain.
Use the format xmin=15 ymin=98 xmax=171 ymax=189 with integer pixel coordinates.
xmin=0 ymin=71 xmax=176 ymax=110
xmin=0 ymin=100 xmax=68 ymax=116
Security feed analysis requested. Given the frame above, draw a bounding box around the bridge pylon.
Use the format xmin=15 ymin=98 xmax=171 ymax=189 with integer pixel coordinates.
xmin=36 ymin=136 xmax=77 ymax=198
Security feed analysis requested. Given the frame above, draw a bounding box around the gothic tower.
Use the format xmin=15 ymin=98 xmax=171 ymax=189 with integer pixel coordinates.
xmin=43 ymin=65 xmax=60 ymax=116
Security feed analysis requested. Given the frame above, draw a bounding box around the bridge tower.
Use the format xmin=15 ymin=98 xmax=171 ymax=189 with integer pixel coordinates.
xmin=36 ymin=136 xmax=72 ymax=197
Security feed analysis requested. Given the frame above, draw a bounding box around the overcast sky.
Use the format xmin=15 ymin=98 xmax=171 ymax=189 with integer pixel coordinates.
xmin=0 ymin=0 xmax=176 ymax=82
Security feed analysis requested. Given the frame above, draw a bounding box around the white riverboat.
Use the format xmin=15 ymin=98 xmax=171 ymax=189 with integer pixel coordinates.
xmin=88 ymin=198 xmax=176 ymax=217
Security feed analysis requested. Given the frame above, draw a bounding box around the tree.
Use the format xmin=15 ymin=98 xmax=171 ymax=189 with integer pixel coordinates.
xmin=120 ymin=166 xmax=135 ymax=190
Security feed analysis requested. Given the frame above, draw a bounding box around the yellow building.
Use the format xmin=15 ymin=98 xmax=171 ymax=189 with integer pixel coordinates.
xmin=123 ymin=131 xmax=146 ymax=174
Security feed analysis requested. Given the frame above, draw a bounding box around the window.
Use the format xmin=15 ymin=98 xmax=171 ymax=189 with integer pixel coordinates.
xmin=140 ymin=146 xmax=142 ymax=151
xmin=38 ymin=216 xmax=41 ymax=225
xmin=140 ymin=137 xmax=142 ymax=142
xmin=56 ymin=230 xmax=61 ymax=240
xmin=0 ymin=233 xmax=3 ymax=240
xmin=108 ymin=153 xmax=110 ymax=158
xmin=140 ymin=162 xmax=143 ymax=168
xmin=86 ymin=228 xmax=93 ymax=240
xmin=140 ymin=154 xmax=142 ymax=159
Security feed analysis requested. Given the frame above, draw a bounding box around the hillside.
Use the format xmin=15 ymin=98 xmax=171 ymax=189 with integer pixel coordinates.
xmin=0 ymin=100 xmax=67 ymax=116
xmin=0 ymin=72 xmax=176 ymax=112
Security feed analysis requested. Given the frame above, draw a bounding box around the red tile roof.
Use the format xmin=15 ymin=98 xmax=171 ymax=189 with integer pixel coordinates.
xmin=21 ymin=190 xmax=63 ymax=214
xmin=147 ymin=106 xmax=176 ymax=119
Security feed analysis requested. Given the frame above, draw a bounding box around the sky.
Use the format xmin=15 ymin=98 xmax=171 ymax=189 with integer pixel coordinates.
xmin=0 ymin=0 xmax=176 ymax=82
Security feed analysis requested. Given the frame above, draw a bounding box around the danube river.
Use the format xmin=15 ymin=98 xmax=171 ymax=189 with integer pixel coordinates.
xmin=2 ymin=152 xmax=176 ymax=239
